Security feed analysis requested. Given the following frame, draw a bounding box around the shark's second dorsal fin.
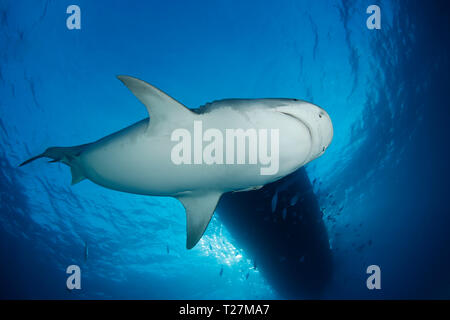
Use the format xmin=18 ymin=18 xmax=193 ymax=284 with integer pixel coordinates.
xmin=176 ymin=191 xmax=223 ymax=249
xmin=117 ymin=75 xmax=194 ymax=131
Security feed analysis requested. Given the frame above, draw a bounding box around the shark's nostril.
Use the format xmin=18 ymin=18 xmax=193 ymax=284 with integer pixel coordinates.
xmin=319 ymin=110 xmax=326 ymax=118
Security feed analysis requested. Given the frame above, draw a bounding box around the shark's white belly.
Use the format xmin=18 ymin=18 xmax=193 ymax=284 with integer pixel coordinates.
xmin=79 ymin=108 xmax=312 ymax=196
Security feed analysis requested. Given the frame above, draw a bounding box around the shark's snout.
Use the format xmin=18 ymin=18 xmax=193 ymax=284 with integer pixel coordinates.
xmin=276 ymin=101 xmax=333 ymax=162
xmin=317 ymin=108 xmax=333 ymax=155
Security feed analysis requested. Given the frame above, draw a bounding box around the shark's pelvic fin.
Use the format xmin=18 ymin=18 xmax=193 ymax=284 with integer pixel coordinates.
xmin=19 ymin=144 xmax=89 ymax=185
xmin=70 ymin=165 xmax=86 ymax=185
xmin=117 ymin=75 xmax=195 ymax=131
xmin=176 ymin=191 xmax=223 ymax=249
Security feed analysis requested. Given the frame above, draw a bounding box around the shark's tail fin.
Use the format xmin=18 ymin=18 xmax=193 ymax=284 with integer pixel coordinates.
xmin=19 ymin=144 xmax=91 ymax=185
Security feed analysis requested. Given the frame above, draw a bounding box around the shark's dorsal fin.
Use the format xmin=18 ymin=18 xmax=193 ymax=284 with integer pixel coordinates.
xmin=176 ymin=191 xmax=223 ymax=249
xmin=117 ymin=75 xmax=194 ymax=131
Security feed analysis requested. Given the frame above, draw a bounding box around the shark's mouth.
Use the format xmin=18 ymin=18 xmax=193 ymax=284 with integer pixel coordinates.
xmin=277 ymin=110 xmax=315 ymax=165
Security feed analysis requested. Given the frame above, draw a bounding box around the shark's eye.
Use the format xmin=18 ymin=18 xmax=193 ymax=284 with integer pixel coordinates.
xmin=319 ymin=113 xmax=322 ymax=118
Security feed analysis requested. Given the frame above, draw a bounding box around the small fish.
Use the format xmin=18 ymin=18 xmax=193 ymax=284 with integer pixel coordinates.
xmin=289 ymin=194 xmax=299 ymax=206
xmin=166 ymin=244 xmax=170 ymax=254
xmin=282 ymin=208 xmax=287 ymax=220
xmin=245 ymin=272 xmax=250 ymax=280
xmin=219 ymin=267 xmax=223 ymax=277
xmin=271 ymin=192 xmax=278 ymax=213
xmin=84 ymin=241 xmax=88 ymax=262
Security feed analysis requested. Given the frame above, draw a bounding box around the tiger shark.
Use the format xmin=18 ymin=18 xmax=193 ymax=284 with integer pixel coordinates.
xmin=20 ymin=76 xmax=333 ymax=249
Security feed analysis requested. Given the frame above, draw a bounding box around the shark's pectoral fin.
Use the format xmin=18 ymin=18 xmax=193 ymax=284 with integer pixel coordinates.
xmin=117 ymin=75 xmax=195 ymax=131
xmin=176 ymin=191 xmax=223 ymax=249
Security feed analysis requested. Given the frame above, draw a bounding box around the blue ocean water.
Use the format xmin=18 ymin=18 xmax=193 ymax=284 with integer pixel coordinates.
xmin=0 ymin=0 xmax=449 ymax=299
